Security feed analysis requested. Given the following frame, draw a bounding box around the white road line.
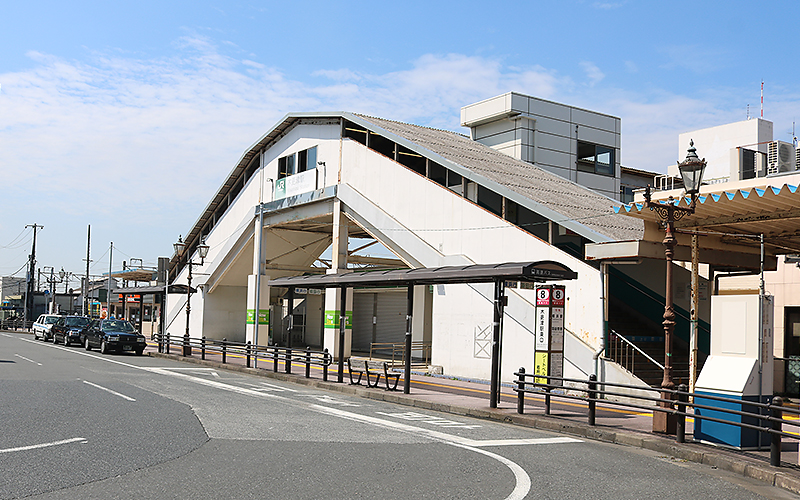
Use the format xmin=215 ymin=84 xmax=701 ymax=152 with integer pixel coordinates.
xmin=1 ymin=333 xmax=13 ymax=338
xmin=0 ymin=437 xmax=87 ymax=454
xmin=14 ymin=354 xmax=42 ymax=366
xmin=311 ymin=405 xmax=544 ymax=500
xmin=83 ymin=380 xmax=136 ymax=401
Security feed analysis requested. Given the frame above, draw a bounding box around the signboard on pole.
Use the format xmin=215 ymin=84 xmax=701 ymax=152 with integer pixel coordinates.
xmin=534 ymin=285 xmax=565 ymax=387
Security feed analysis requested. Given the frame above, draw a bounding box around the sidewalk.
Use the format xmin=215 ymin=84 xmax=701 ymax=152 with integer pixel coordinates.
xmin=146 ymin=341 xmax=800 ymax=495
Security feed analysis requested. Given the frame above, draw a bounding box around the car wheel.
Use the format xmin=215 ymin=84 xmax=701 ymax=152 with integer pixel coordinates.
xmin=84 ymin=337 xmax=91 ymax=351
xmin=101 ymin=340 xmax=108 ymax=354
xmin=64 ymin=337 xmax=70 ymax=347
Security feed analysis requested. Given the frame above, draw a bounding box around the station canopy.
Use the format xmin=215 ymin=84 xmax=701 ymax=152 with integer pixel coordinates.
xmin=269 ymin=261 xmax=577 ymax=288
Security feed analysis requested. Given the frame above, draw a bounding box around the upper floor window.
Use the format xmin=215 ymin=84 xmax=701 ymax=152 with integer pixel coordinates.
xmin=278 ymin=146 xmax=317 ymax=179
xmin=577 ymin=141 xmax=614 ymax=176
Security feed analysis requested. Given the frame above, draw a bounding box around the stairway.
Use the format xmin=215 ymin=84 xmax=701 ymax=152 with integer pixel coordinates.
xmin=607 ymin=298 xmax=702 ymax=387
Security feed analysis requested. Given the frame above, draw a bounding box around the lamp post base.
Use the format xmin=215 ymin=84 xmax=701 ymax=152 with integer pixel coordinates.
xmin=653 ymin=402 xmax=677 ymax=434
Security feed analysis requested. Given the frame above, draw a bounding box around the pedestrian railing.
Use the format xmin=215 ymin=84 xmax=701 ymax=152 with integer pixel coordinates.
xmin=607 ymin=329 xmax=664 ymax=376
xmin=514 ymin=368 xmax=800 ymax=468
xmin=369 ymin=341 xmax=431 ymax=367
xmin=153 ymin=333 xmax=333 ymax=381
xmin=0 ymin=318 xmax=31 ymax=331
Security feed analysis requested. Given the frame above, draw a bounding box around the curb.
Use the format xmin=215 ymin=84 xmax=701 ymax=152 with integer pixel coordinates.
xmin=148 ymin=351 xmax=800 ymax=495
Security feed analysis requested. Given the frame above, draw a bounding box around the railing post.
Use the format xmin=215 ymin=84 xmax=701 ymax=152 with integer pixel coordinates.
xmin=323 ymin=348 xmax=329 ymax=382
xmin=158 ymin=332 xmax=163 ymax=353
xmin=517 ymin=367 xmax=526 ymax=414
xmin=545 ymin=384 xmax=551 ymax=415
xmin=201 ymin=336 xmax=206 ymax=360
xmin=165 ymin=332 xmax=170 ymax=354
xmin=246 ymin=341 xmax=252 ymax=368
xmin=221 ymin=338 xmax=227 ymax=364
xmin=588 ymin=374 xmax=597 ymax=426
xmin=771 ymin=396 xmax=783 ymax=467
xmin=676 ymin=384 xmax=688 ymax=443
xmin=273 ymin=347 xmax=279 ymax=372
xmin=305 ymin=347 xmax=311 ymax=378
xmin=285 ymin=348 xmax=292 ymax=374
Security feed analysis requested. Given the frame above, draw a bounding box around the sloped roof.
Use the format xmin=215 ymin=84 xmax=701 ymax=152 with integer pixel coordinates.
xmin=355 ymin=114 xmax=643 ymax=242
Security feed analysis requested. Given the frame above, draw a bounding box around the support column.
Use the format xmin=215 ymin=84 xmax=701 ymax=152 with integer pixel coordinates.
xmin=247 ymin=217 xmax=269 ymax=345
xmin=404 ymin=285 xmax=414 ymax=394
xmin=490 ymin=279 xmax=505 ymax=408
xmin=324 ymin=199 xmax=351 ymax=361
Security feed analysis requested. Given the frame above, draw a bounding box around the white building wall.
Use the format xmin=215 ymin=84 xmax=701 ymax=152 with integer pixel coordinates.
xmin=340 ymin=140 xmax=603 ymax=380
xmin=674 ymin=119 xmax=773 ymax=182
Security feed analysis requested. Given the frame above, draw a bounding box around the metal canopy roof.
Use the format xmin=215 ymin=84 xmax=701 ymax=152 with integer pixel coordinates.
xmin=114 ymin=284 xmax=195 ymax=295
xmin=104 ymin=268 xmax=157 ymax=282
xmin=615 ymin=179 xmax=800 ymax=256
xmin=268 ymin=261 xmax=577 ymax=289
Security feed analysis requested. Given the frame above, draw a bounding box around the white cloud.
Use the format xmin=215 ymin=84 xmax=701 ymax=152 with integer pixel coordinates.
xmin=3 ymin=38 xmax=799 ymax=274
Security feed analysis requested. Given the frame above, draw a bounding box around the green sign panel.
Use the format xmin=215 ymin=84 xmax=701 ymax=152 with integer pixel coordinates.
xmin=246 ymin=309 xmax=270 ymax=325
xmin=324 ymin=310 xmax=352 ymax=329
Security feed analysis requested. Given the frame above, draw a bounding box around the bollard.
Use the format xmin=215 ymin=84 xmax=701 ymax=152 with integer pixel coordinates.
xmin=158 ymin=332 xmax=163 ymax=353
xmin=544 ymin=377 xmax=551 ymax=415
xmin=676 ymin=384 xmax=688 ymax=443
xmin=273 ymin=347 xmax=279 ymax=372
xmin=517 ymin=367 xmax=526 ymax=414
xmin=771 ymin=396 xmax=783 ymax=467
xmin=182 ymin=333 xmax=191 ymax=357
xmin=246 ymin=341 xmax=252 ymax=368
xmin=285 ymin=348 xmax=292 ymax=374
xmin=166 ymin=333 xmax=170 ymax=354
xmin=323 ymin=349 xmax=329 ymax=382
xmin=201 ymin=336 xmax=206 ymax=360
xmin=305 ymin=347 xmax=311 ymax=378
xmin=221 ymin=338 xmax=227 ymax=364
xmin=588 ymin=374 xmax=597 ymax=426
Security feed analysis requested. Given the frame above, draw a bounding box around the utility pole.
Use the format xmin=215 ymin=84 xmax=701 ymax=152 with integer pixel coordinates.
xmin=107 ymin=242 xmax=113 ymax=318
xmin=83 ymin=225 xmax=91 ymax=316
xmin=24 ymin=223 xmax=43 ymax=325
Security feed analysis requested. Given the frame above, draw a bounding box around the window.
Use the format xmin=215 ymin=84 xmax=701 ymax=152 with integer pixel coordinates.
xmin=428 ymin=162 xmax=447 ymax=187
xmin=278 ymin=147 xmax=317 ymax=179
xmin=577 ymin=141 xmax=615 ymax=176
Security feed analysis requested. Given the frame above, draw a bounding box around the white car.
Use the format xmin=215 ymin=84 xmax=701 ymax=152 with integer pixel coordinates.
xmin=32 ymin=314 xmax=61 ymax=341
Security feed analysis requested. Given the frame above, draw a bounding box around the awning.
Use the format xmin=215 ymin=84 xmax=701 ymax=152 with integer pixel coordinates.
xmin=114 ymin=284 xmax=196 ymax=295
xmin=268 ymin=261 xmax=577 ymax=288
xmin=586 ymin=175 xmax=800 ymax=270
xmin=104 ymin=268 xmax=157 ymax=282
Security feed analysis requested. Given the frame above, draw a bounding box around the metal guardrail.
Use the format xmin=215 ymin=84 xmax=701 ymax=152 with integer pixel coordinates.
xmin=369 ymin=341 xmax=431 ymax=367
xmin=513 ymin=368 xmax=799 ymax=468
xmin=154 ymin=333 xmax=333 ymax=381
xmin=607 ymin=329 xmax=664 ymax=375
xmin=0 ymin=318 xmax=32 ymax=331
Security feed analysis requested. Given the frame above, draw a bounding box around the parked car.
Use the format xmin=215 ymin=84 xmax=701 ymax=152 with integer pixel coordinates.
xmin=51 ymin=316 xmax=91 ymax=346
xmin=83 ymin=319 xmax=147 ymax=355
xmin=32 ymin=314 xmax=61 ymax=341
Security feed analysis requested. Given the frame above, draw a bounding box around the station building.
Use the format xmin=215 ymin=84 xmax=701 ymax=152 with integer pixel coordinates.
xmin=165 ymin=92 xmax=709 ymax=386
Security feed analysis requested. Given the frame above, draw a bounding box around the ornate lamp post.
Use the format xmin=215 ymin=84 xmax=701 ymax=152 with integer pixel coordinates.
xmin=173 ymin=235 xmax=209 ymax=355
xmin=644 ymin=140 xmax=706 ymax=434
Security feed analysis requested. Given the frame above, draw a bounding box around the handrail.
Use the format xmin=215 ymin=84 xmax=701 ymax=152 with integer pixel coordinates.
xmin=513 ymin=369 xmax=796 ymax=467
xmin=369 ymin=341 xmax=431 ymax=366
xmin=609 ymin=328 xmax=664 ymax=371
xmin=610 ymin=267 xmax=701 ymax=328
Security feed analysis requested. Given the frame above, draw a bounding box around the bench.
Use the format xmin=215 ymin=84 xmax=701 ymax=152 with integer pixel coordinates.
xmin=347 ymin=358 xmax=401 ymax=391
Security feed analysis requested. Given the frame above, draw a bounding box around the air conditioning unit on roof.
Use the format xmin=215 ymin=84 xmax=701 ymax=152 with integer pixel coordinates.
xmin=767 ymin=141 xmax=796 ymax=174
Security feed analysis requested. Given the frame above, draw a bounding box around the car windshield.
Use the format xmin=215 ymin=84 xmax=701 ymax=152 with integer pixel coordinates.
xmin=45 ymin=316 xmax=59 ymax=324
xmin=101 ymin=320 xmax=136 ymax=333
xmin=65 ymin=317 xmax=89 ymax=327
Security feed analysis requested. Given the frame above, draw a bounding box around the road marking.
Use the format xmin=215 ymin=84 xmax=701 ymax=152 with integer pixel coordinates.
xmin=156 ymin=367 xmax=221 ymax=378
xmin=376 ymin=411 xmax=482 ymax=429
xmin=311 ymin=405 xmax=553 ymax=500
xmin=244 ymin=382 xmax=298 ymax=393
xmin=83 ymin=380 xmax=136 ymax=401
xmin=0 ymin=437 xmax=87 ymax=454
xmin=14 ymin=354 xmax=42 ymax=366
xmin=301 ymin=394 xmax=362 ymax=407
xmin=1 ymin=333 xmax=13 ymax=338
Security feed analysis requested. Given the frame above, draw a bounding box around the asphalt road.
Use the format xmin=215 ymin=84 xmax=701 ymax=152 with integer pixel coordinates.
xmin=1 ymin=331 xmax=797 ymax=500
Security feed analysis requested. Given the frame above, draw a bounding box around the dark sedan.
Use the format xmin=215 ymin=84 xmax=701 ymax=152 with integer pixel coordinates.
xmin=51 ymin=316 xmax=91 ymax=346
xmin=83 ymin=319 xmax=147 ymax=355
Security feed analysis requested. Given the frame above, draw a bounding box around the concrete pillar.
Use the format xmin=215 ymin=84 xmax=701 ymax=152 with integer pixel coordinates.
xmin=246 ymin=216 xmax=269 ymax=345
xmin=324 ymin=199 xmax=351 ymax=359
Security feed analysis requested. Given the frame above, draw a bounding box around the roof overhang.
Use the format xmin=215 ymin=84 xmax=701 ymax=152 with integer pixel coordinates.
xmin=587 ymin=176 xmax=800 ymax=270
xmin=269 ymin=261 xmax=577 ymax=289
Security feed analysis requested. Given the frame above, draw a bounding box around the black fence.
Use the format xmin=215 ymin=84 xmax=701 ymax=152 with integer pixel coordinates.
xmin=514 ymin=368 xmax=800 ymax=468
xmin=0 ymin=318 xmax=31 ymax=331
xmin=154 ymin=333 xmax=333 ymax=381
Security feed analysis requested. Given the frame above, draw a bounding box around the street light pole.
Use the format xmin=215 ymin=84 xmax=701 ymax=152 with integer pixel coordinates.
xmin=173 ymin=235 xmax=209 ymax=355
xmin=644 ymin=140 xmax=706 ymax=435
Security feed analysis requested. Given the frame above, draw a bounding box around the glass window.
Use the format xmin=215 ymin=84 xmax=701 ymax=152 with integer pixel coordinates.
xmin=428 ymin=162 xmax=447 ymax=186
xmin=577 ymin=141 xmax=615 ymax=177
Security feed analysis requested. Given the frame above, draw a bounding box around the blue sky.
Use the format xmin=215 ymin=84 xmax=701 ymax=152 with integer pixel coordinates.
xmin=2 ymin=0 xmax=799 ymax=284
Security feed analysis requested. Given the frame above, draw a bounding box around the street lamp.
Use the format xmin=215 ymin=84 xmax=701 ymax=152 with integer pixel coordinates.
xmin=643 ymin=140 xmax=706 ymax=434
xmin=174 ymin=235 xmax=209 ymax=354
